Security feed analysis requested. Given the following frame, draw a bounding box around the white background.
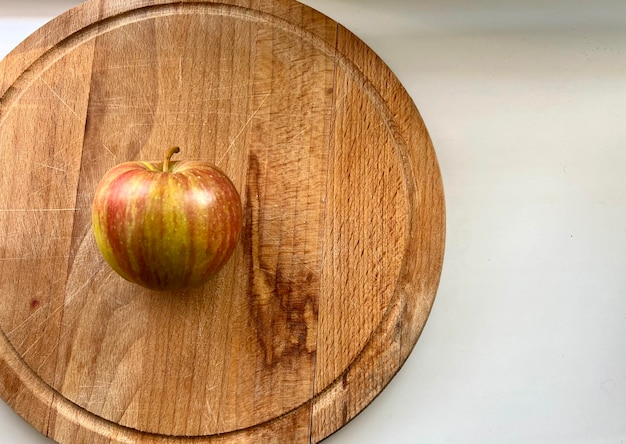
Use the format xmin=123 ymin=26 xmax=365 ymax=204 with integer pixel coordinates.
xmin=1 ymin=1 xmax=626 ymax=443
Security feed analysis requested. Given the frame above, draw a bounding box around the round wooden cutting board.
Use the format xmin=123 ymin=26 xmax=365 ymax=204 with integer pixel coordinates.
xmin=0 ymin=0 xmax=445 ymax=442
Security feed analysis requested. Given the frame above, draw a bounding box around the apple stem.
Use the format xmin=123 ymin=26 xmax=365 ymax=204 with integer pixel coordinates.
xmin=163 ymin=147 xmax=181 ymax=172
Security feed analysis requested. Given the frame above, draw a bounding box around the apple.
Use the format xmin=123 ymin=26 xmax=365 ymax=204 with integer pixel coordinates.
xmin=91 ymin=147 xmax=243 ymax=291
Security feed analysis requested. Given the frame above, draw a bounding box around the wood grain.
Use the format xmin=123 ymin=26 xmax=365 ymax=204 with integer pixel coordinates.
xmin=0 ymin=0 xmax=445 ymax=442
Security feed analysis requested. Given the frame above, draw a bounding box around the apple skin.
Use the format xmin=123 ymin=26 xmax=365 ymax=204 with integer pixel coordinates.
xmin=91 ymin=148 xmax=243 ymax=291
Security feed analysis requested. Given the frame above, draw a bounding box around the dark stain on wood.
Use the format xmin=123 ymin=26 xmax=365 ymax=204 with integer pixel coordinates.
xmin=244 ymin=154 xmax=319 ymax=367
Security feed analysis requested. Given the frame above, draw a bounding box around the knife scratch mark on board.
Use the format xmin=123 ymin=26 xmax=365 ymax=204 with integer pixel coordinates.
xmin=178 ymin=56 xmax=183 ymax=88
xmin=34 ymin=162 xmax=67 ymax=172
xmin=41 ymin=78 xmax=81 ymax=121
xmin=0 ymin=254 xmax=89 ymax=262
xmin=0 ymin=208 xmax=79 ymax=212
xmin=101 ymin=143 xmax=117 ymax=161
xmin=35 ymin=337 xmax=62 ymax=374
xmin=217 ymin=88 xmax=273 ymax=167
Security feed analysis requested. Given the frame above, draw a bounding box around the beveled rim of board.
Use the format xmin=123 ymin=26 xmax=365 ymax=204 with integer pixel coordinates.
xmin=0 ymin=0 xmax=446 ymax=442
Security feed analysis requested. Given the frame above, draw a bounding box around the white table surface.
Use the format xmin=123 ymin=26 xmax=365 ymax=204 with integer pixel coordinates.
xmin=2 ymin=1 xmax=626 ymax=443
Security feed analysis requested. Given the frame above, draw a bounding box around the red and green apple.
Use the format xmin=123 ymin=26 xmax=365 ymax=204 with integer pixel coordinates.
xmin=91 ymin=147 xmax=243 ymax=291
